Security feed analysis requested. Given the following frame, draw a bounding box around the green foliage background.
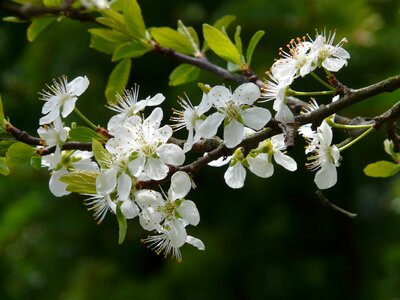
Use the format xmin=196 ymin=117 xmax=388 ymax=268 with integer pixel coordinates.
xmin=1 ymin=0 xmax=400 ymax=299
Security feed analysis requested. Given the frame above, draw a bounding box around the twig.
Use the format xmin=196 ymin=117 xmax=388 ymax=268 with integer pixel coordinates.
xmin=315 ymin=189 xmax=357 ymax=218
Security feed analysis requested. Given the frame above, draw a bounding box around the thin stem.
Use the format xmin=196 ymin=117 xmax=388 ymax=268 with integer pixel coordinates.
xmin=310 ymin=71 xmax=336 ymax=91
xmin=338 ymin=127 xmax=374 ymax=152
xmin=74 ymin=107 xmax=97 ymax=131
xmin=326 ymin=117 xmax=374 ymax=129
xmin=289 ymin=89 xmax=334 ymax=97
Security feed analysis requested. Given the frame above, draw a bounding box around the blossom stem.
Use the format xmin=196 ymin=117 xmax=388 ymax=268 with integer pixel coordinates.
xmin=338 ymin=127 xmax=374 ymax=152
xmin=326 ymin=117 xmax=374 ymax=129
xmin=289 ymin=89 xmax=334 ymax=97
xmin=310 ymin=71 xmax=336 ymax=91
xmin=73 ymin=107 xmax=98 ymax=131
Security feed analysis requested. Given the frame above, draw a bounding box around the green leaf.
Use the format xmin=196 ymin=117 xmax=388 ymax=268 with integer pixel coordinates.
xmin=97 ymin=9 xmax=129 ymax=35
xmin=2 ymin=17 xmax=29 ymax=23
xmin=60 ymin=170 xmax=99 ymax=194
xmin=116 ymin=201 xmax=127 ymax=244
xmin=202 ymin=24 xmax=241 ymax=65
xmin=363 ymin=161 xmax=400 ymax=177
xmin=246 ymin=30 xmax=265 ymax=66
xmin=112 ymin=41 xmax=151 ymax=61
xmin=177 ymin=20 xmax=200 ymax=53
xmin=88 ymin=28 xmax=131 ymax=44
xmin=92 ymin=139 xmax=112 ymax=169
xmin=105 ymin=58 xmax=131 ymax=103
xmin=6 ymin=142 xmax=34 ymax=168
xmin=202 ymin=15 xmax=236 ymax=52
xmin=123 ymin=0 xmax=147 ymax=40
xmin=0 ymin=157 xmax=10 ymax=176
xmin=43 ymin=0 xmax=62 ymax=6
xmin=0 ymin=94 xmax=4 ymax=126
xmin=234 ymin=25 xmax=242 ymax=56
xmin=169 ymin=64 xmax=200 ymax=86
xmin=30 ymin=155 xmax=42 ymax=170
xmin=27 ymin=16 xmax=56 ymax=42
xmin=69 ymin=127 xmax=104 ymax=142
xmin=0 ymin=140 xmax=18 ymax=156
xmin=89 ymin=34 xmax=119 ymax=54
xmin=150 ymin=27 xmax=195 ymax=55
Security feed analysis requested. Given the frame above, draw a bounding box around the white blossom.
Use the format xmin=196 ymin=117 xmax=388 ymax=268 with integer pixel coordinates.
xmin=39 ymin=76 xmax=89 ymax=125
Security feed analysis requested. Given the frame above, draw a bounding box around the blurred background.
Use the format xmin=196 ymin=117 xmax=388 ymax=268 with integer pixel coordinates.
xmin=1 ymin=0 xmax=400 ymax=299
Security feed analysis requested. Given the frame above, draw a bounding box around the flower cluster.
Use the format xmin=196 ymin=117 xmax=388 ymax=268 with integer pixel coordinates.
xmin=33 ymin=30 xmax=363 ymax=261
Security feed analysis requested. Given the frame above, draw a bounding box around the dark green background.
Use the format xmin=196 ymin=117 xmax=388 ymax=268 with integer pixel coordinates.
xmin=1 ymin=0 xmax=400 ymax=299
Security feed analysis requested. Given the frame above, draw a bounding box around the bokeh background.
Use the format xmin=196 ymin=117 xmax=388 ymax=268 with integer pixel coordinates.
xmin=1 ymin=0 xmax=400 ymax=299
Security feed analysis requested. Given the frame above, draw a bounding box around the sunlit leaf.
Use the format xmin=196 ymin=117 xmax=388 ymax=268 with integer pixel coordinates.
xmin=0 ymin=157 xmax=10 ymax=176
xmin=89 ymin=34 xmax=119 ymax=54
xmin=97 ymin=9 xmax=129 ymax=35
xmin=92 ymin=139 xmax=112 ymax=169
xmin=169 ymin=64 xmax=200 ymax=86
xmin=112 ymin=41 xmax=151 ymax=61
xmin=60 ymin=170 xmax=99 ymax=194
xmin=69 ymin=127 xmax=105 ymax=143
xmin=6 ymin=142 xmax=34 ymax=168
xmin=246 ymin=30 xmax=265 ymax=65
xmin=150 ymin=27 xmax=195 ymax=55
xmin=202 ymin=15 xmax=236 ymax=52
xmin=105 ymin=58 xmax=131 ymax=103
xmin=88 ymin=28 xmax=131 ymax=44
xmin=123 ymin=0 xmax=147 ymax=40
xmin=363 ymin=161 xmax=400 ymax=177
xmin=27 ymin=16 xmax=56 ymax=42
xmin=30 ymin=156 xmax=41 ymax=170
xmin=0 ymin=140 xmax=18 ymax=156
xmin=202 ymin=24 xmax=241 ymax=65
xmin=177 ymin=20 xmax=200 ymax=53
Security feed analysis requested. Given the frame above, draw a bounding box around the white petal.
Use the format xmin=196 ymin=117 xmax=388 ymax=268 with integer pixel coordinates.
xmin=117 ymin=172 xmax=132 ymax=200
xmin=144 ymin=107 xmax=163 ymax=129
xmin=157 ymin=125 xmax=173 ymax=143
xmin=224 ymin=119 xmax=244 ymax=148
xmin=144 ymin=157 xmax=169 ymax=180
xmin=168 ymin=219 xmax=187 ymax=248
xmin=196 ymin=113 xmax=225 ymax=139
xmin=207 ymin=155 xmax=231 ymax=167
xmin=42 ymin=98 xmax=57 ymax=114
xmin=208 ymin=85 xmax=231 ymax=108
xmin=61 ymin=97 xmax=78 ymax=118
xmin=241 ymin=107 xmax=271 ymax=130
xmin=271 ymin=134 xmax=285 ymax=151
xmin=39 ymin=108 xmax=60 ymax=125
xmin=67 ymin=76 xmax=90 ymax=96
xmin=232 ymin=82 xmax=260 ymax=105
xmin=157 ymin=144 xmax=185 ymax=166
xmin=224 ymin=163 xmax=246 ymax=189
xmin=247 ymin=153 xmax=274 ymax=178
xmin=145 ymin=93 xmax=165 ymax=106
xmin=275 ymin=104 xmax=294 ymax=123
xmin=169 ymin=171 xmax=191 ymax=200
xmin=186 ymin=235 xmax=205 ymax=250
xmin=319 ymin=120 xmax=333 ymax=146
xmin=96 ymin=168 xmax=117 ymax=195
xmin=128 ymin=155 xmax=145 ymax=177
xmin=196 ymin=93 xmax=212 ymax=116
xmin=177 ymin=200 xmax=200 ymax=226
xmin=273 ymin=151 xmax=297 ymax=171
xmin=121 ymin=200 xmax=139 ymax=219
xmin=49 ymin=168 xmax=70 ymax=197
xmin=135 ymin=189 xmax=164 ymax=209
xmin=314 ymin=163 xmax=337 ymax=189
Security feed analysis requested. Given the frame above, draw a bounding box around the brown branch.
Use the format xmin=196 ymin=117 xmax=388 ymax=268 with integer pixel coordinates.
xmin=0 ymin=1 xmax=98 ymax=23
xmin=315 ymin=190 xmax=357 ymax=218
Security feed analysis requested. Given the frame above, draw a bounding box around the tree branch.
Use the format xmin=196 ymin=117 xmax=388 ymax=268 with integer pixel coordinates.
xmin=315 ymin=190 xmax=357 ymax=218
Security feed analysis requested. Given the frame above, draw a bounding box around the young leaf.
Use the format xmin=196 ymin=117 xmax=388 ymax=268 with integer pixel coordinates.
xmin=60 ymin=170 xmax=99 ymax=194
xmin=150 ymin=27 xmax=195 ymax=55
xmin=202 ymin=24 xmax=241 ymax=65
xmin=116 ymin=202 xmax=127 ymax=244
xmin=27 ymin=16 xmax=56 ymax=42
xmin=112 ymin=41 xmax=151 ymax=61
xmin=123 ymin=0 xmax=147 ymax=40
xmin=105 ymin=58 xmax=131 ymax=104
xmin=234 ymin=26 xmax=242 ymax=56
xmin=169 ymin=64 xmax=201 ymax=86
xmin=88 ymin=28 xmax=131 ymax=44
xmin=0 ymin=140 xmax=18 ymax=156
xmin=246 ymin=30 xmax=265 ymax=66
xmin=97 ymin=9 xmax=130 ymax=35
xmin=0 ymin=157 xmax=10 ymax=176
xmin=363 ymin=161 xmax=400 ymax=177
xmin=92 ymin=139 xmax=112 ymax=169
xmin=89 ymin=34 xmax=119 ymax=54
xmin=6 ymin=142 xmax=34 ymax=168
xmin=69 ymin=127 xmax=105 ymax=143
xmin=202 ymin=15 xmax=236 ymax=52
xmin=177 ymin=20 xmax=200 ymax=54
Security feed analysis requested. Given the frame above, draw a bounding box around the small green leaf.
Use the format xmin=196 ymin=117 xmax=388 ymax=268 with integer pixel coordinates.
xmin=0 ymin=140 xmax=18 ymax=156
xmin=202 ymin=15 xmax=236 ymax=51
xmin=150 ymin=27 xmax=195 ymax=55
xmin=92 ymin=139 xmax=112 ymax=169
xmin=234 ymin=25 xmax=242 ymax=56
xmin=27 ymin=16 xmax=56 ymax=42
xmin=246 ymin=30 xmax=265 ymax=66
xmin=364 ymin=161 xmax=400 ymax=177
xmin=116 ymin=202 xmax=127 ymax=244
xmin=60 ymin=170 xmax=99 ymax=194
xmin=112 ymin=41 xmax=151 ymax=61
xmin=177 ymin=20 xmax=200 ymax=53
xmin=88 ymin=28 xmax=131 ymax=44
xmin=89 ymin=34 xmax=119 ymax=54
xmin=123 ymin=0 xmax=147 ymax=40
xmin=202 ymin=24 xmax=241 ymax=65
xmin=97 ymin=9 xmax=129 ymax=35
xmin=0 ymin=157 xmax=10 ymax=176
xmin=6 ymin=142 xmax=34 ymax=168
xmin=69 ymin=127 xmax=104 ymax=143
xmin=169 ymin=64 xmax=200 ymax=86
xmin=30 ymin=156 xmax=42 ymax=170
xmin=105 ymin=58 xmax=131 ymax=104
